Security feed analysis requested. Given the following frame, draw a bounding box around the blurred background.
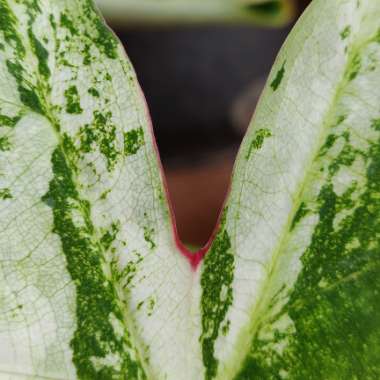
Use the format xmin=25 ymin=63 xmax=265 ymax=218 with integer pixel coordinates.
xmin=103 ymin=0 xmax=311 ymax=249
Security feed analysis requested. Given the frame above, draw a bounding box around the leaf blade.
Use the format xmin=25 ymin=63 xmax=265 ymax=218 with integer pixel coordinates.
xmin=0 ymin=1 xmax=193 ymax=378
xmin=95 ymin=0 xmax=295 ymax=26
xmin=200 ymin=0 xmax=380 ymax=378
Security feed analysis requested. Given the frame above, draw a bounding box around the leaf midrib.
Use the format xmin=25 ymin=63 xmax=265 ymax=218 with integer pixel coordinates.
xmin=14 ymin=4 xmax=153 ymax=378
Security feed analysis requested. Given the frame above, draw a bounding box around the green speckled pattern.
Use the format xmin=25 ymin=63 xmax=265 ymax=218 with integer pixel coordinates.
xmin=0 ymin=0 xmax=379 ymax=379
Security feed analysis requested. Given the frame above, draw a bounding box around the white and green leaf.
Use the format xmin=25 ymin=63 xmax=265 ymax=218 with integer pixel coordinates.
xmin=0 ymin=0 xmax=379 ymax=379
xmin=95 ymin=0 xmax=294 ymax=26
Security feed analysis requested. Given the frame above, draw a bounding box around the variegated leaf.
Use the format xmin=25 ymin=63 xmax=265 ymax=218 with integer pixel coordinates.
xmin=95 ymin=0 xmax=294 ymax=26
xmin=0 ymin=0 xmax=379 ymax=379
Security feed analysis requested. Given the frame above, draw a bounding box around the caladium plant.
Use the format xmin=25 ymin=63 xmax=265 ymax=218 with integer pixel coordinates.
xmin=0 ymin=0 xmax=379 ymax=379
xmin=95 ymin=0 xmax=294 ymax=25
